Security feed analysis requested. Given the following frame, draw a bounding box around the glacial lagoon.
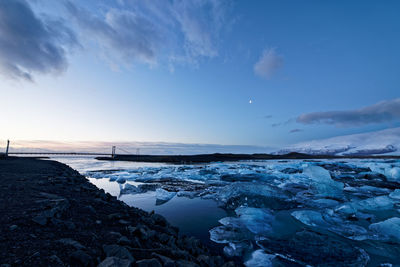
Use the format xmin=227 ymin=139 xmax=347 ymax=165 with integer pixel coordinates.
xmin=55 ymin=157 xmax=400 ymax=266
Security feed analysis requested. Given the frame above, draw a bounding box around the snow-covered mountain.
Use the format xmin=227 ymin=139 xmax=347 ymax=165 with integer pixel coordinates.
xmin=278 ymin=127 xmax=400 ymax=156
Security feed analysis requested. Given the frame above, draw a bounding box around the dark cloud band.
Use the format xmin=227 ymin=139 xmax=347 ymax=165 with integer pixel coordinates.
xmin=0 ymin=0 xmax=77 ymax=80
xmin=297 ymin=98 xmax=400 ymax=126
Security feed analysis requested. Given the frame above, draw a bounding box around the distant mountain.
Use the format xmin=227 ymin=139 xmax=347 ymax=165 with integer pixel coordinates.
xmin=277 ymin=127 xmax=400 ymax=156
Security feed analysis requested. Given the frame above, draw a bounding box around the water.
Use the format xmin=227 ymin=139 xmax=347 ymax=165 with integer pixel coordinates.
xmin=52 ymin=156 xmax=400 ymax=266
xmin=53 ymin=157 xmax=228 ymax=246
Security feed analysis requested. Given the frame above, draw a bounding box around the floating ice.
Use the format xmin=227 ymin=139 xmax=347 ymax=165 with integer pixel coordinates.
xmin=291 ymin=210 xmax=368 ymax=240
xmin=291 ymin=210 xmax=325 ymax=227
xmin=389 ymin=189 xmax=400 ymax=200
xmin=223 ymin=241 xmax=253 ymax=257
xmin=155 ymin=188 xmax=176 ymax=205
xmin=386 ymin=167 xmax=400 ymax=182
xmin=244 ymin=250 xmax=275 ymax=267
xmin=353 ymin=196 xmax=394 ymax=211
xmin=121 ymin=184 xmax=139 ymax=194
xmin=235 ymin=207 xmax=274 ymax=234
xmin=302 ymin=165 xmax=343 ymax=197
xmin=209 ymin=225 xmax=250 ymax=244
xmin=74 ymin=158 xmax=400 ymax=265
xmin=116 ymin=177 xmax=126 ymax=184
xmin=369 ymin=217 xmax=400 ymax=243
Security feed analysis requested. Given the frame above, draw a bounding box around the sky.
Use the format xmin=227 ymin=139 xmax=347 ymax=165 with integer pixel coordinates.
xmin=1 ymin=0 xmax=400 ymax=152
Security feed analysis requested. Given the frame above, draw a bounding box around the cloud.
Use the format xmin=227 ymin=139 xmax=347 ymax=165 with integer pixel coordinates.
xmin=264 ymin=115 xmax=272 ymax=119
xmin=0 ymin=0 xmax=77 ymax=81
xmin=254 ymin=48 xmax=283 ymax=79
xmin=289 ymin=128 xmax=303 ymax=133
xmin=66 ymin=2 xmax=160 ymax=67
xmin=271 ymin=118 xmax=294 ymax=127
xmin=66 ymin=0 xmax=230 ymax=69
xmin=297 ymin=98 xmax=400 ymax=127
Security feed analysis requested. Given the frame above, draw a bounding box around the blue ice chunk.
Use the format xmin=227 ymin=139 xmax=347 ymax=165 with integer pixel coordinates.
xmin=303 ymin=165 xmax=343 ymax=197
xmin=389 ymin=189 xmax=400 ymax=200
xmin=369 ymin=217 xmax=400 ymax=243
xmin=155 ymin=188 xmax=176 ymax=203
xmin=244 ymin=250 xmax=275 ymax=267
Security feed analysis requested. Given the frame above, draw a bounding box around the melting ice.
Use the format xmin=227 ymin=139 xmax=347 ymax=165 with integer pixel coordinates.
xmin=74 ymin=158 xmax=400 ymax=266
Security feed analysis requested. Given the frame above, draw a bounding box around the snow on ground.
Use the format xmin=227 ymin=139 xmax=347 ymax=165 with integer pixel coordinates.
xmin=277 ymin=127 xmax=400 ymax=155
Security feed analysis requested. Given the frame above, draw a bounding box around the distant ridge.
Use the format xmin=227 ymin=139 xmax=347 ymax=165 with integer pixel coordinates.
xmin=96 ymin=151 xmax=400 ymax=163
xmin=277 ymin=127 xmax=400 ymax=156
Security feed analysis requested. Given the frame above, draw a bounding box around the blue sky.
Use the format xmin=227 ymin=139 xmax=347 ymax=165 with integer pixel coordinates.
xmin=1 ymin=0 xmax=400 ymax=150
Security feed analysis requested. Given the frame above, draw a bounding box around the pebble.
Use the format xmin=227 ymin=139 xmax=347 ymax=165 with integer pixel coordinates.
xmin=70 ymin=250 xmax=92 ymax=266
xmin=98 ymin=256 xmax=132 ymax=267
xmin=136 ymin=258 xmax=162 ymax=267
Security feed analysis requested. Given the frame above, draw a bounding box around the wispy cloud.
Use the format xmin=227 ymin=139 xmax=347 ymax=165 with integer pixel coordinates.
xmin=289 ymin=128 xmax=303 ymax=133
xmin=271 ymin=118 xmax=294 ymax=127
xmin=254 ymin=48 xmax=283 ymax=79
xmin=0 ymin=0 xmax=78 ymax=81
xmin=66 ymin=0 xmax=231 ymax=70
xmin=297 ymin=98 xmax=400 ymax=127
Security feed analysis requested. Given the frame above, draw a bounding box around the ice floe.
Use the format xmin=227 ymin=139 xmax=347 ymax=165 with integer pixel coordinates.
xmin=82 ymin=158 xmax=400 ymax=266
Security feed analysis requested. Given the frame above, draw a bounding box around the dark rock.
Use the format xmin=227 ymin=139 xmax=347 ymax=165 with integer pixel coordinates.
xmin=106 ymin=231 xmax=123 ymax=242
xmin=108 ymin=213 xmax=124 ymax=220
xmin=221 ymin=262 xmax=236 ymax=267
xmin=117 ymin=236 xmax=131 ymax=246
xmin=58 ymin=238 xmax=86 ymax=250
xmin=151 ymin=214 xmax=168 ymax=227
xmin=70 ymin=250 xmax=92 ymax=267
xmin=9 ymin=225 xmax=17 ymax=231
xmin=49 ymin=254 xmax=64 ymax=266
xmin=151 ymin=253 xmax=175 ymax=267
xmin=98 ymin=256 xmax=132 ymax=267
xmin=32 ymin=215 xmax=47 ymax=226
xmin=102 ymin=245 xmax=135 ymax=262
xmin=175 ymin=260 xmax=200 ymax=267
xmin=118 ymin=219 xmax=131 ymax=225
xmin=136 ymin=258 xmax=162 ymax=267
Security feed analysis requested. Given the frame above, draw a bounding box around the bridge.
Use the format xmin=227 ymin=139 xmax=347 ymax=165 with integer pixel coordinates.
xmin=2 ymin=141 xmax=137 ymax=158
xmin=7 ymin=152 xmax=113 ymax=156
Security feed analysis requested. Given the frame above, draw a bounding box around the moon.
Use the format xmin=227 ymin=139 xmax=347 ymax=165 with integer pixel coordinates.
xmin=249 ymin=99 xmax=253 ymax=104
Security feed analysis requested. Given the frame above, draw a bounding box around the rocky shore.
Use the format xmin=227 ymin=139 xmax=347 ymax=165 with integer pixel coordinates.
xmin=0 ymin=157 xmax=236 ymax=267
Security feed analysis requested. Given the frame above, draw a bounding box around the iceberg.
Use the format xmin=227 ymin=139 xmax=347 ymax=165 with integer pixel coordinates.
xmin=155 ymin=188 xmax=176 ymax=205
xmin=389 ymin=189 xmax=400 ymax=200
xmin=223 ymin=241 xmax=253 ymax=257
xmin=244 ymin=250 xmax=275 ymax=267
xmin=386 ymin=167 xmax=400 ymax=182
xmin=291 ymin=210 xmax=368 ymax=240
xmin=302 ymin=165 xmax=343 ymax=197
xmin=116 ymin=177 xmax=126 ymax=184
xmin=209 ymin=225 xmax=250 ymax=244
xmin=121 ymin=184 xmax=139 ymax=194
xmin=291 ymin=210 xmax=326 ymax=227
xmin=235 ymin=207 xmax=274 ymax=234
xmin=353 ymin=196 xmax=394 ymax=211
xmin=369 ymin=217 xmax=400 ymax=243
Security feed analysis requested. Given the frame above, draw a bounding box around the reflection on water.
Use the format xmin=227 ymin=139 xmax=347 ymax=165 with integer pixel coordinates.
xmin=54 ymin=157 xmax=228 ymax=245
xmin=88 ymin=177 xmax=228 ymax=244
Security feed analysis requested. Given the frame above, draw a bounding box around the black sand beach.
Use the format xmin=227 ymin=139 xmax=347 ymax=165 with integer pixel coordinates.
xmin=0 ymin=157 xmax=236 ymax=267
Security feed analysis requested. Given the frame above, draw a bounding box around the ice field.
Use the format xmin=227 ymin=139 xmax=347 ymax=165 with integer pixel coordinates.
xmin=57 ymin=157 xmax=400 ymax=266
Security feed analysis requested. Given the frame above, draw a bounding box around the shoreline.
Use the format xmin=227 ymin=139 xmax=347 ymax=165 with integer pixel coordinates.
xmin=95 ymin=152 xmax=400 ymax=164
xmin=0 ymin=157 xmax=236 ymax=267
